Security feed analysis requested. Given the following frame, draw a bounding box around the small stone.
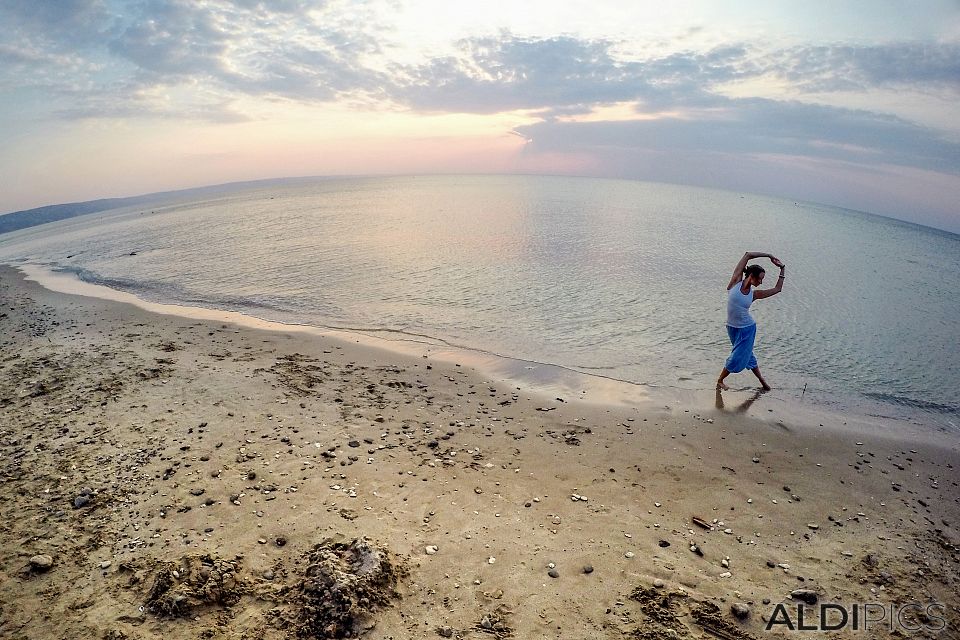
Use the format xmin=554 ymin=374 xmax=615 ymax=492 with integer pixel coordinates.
xmin=189 ymin=488 xmax=205 ymax=496
xmin=247 ymin=471 xmax=257 ymax=480
xmin=548 ymin=569 xmax=559 ymax=578
xmin=624 ymin=551 xmax=635 ymax=558
xmin=583 ymin=565 xmax=594 ymax=574
xmin=807 ymin=523 xmax=819 ymax=530
xmin=731 ymin=603 xmax=751 ymax=619
xmin=425 ymin=545 xmax=438 ymax=555
xmin=791 ymin=589 xmax=819 ymax=605
xmin=438 ymin=626 xmax=454 ymax=638
xmin=29 ymin=555 xmax=54 ymax=571
xmin=658 ymin=540 xmax=671 ymax=548
xmin=653 ymin=579 xmax=665 ymax=588
xmin=719 ymin=571 xmax=732 ymax=578
xmin=348 ymin=440 xmax=360 ymax=448
xmin=263 ymin=570 xmax=275 ymax=580
xmin=275 ymin=536 xmax=287 ymax=547
xmin=73 ymin=495 xmax=90 ymax=509
xmin=100 ymin=560 xmax=112 ymax=569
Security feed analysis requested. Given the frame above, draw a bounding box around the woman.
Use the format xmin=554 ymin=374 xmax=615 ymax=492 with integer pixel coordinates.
xmin=716 ymin=251 xmax=785 ymax=391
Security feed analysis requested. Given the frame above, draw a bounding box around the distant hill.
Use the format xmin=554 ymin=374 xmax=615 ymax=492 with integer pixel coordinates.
xmin=0 ymin=196 xmax=161 ymax=235
xmin=0 ymin=176 xmax=334 ymax=235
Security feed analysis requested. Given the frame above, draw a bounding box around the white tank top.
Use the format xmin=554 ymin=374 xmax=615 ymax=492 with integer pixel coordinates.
xmin=727 ymin=282 xmax=755 ymax=328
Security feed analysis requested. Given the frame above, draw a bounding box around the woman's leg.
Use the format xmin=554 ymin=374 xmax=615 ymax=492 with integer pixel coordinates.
xmin=750 ymin=366 xmax=771 ymax=391
xmin=716 ymin=367 xmax=731 ymax=390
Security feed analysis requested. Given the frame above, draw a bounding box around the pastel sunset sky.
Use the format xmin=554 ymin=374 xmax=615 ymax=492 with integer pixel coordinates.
xmin=2 ymin=1 xmax=959 ymax=231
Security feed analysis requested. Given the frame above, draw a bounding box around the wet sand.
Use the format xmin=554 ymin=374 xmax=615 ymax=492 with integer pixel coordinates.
xmin=0 ymin=265 xmax=957 ymax=639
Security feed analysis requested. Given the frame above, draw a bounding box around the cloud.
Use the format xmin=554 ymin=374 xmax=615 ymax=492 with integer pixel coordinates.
xmin=0 ymin=0 xmax=109 ymax=46
xmin=389 ymin=33 xmax=960 ymax=114
xmin=2 ymin=0 xmax=386 ymax=121
xmin=388 ymin=34 xmax=754 ymax=113
xmin=384 ymin=32 xmax=960 ymax=183
xmin=768 ymin=42 xmax=960 ymax=92
xmin=514 ymin=98 xmax=960 ymax=173
xmin=107 ymin=1 xmax=232 ymax=78
xmin=2 ymin=5 xmax=958 ymax=180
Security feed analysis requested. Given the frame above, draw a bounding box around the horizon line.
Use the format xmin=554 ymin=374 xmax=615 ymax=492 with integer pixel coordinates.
xmin=2 ymin=172 xmax=957 ymax=238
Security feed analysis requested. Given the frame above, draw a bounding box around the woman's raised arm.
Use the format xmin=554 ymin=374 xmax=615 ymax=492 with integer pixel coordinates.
xmin=754 ymin=263 xmax=786 ymax=300
xmin=728 ymin=252 xmax=776 ymax=290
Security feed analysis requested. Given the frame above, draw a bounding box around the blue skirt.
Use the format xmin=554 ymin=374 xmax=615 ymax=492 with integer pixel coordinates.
xmin=725 ymin=324 xmax=758 ymax=373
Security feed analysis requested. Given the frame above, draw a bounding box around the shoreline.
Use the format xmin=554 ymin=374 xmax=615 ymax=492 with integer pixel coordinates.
xmin=13 ymin=262 xmax=957 ymax=446
xmin=1 ymin=264 xmax=958 ymax=639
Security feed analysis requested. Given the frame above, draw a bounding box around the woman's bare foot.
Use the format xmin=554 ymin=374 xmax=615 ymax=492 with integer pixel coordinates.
xmin=716 ymin=380 xmax=729 ymax=391
xmin=750 ymin=367 xmax=770 ymax=391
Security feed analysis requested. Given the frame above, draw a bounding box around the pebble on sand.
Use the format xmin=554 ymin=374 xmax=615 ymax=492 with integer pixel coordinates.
xmin=30 ymin=555 xmax=54 ymax=571
xmin=791 ymin=589 xmax=819 ymax=605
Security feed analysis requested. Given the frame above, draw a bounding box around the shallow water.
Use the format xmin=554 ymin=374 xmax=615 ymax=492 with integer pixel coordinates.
xmin=1 ymin=175 xmax=957 ymax=432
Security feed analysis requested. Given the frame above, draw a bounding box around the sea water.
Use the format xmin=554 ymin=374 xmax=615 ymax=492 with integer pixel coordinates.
xmin=1 ymin=175 xmax=957 ymax=431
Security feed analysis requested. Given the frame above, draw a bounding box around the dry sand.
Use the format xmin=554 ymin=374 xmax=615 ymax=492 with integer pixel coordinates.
xmin=0 ymin=265 xmax=957 ymax=640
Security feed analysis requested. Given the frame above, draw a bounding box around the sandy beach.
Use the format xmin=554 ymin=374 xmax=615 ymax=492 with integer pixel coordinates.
xmin=0 ymin=264 xmax=957 ymax=640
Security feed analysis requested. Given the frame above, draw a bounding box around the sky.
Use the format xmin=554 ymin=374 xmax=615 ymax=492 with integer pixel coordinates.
xmin=1 ymin=0 xmax=959 ymax=232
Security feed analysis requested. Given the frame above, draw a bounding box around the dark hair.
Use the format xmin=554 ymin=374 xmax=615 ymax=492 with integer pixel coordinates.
xmin=744 ymin=264 xmax=765 ymax=280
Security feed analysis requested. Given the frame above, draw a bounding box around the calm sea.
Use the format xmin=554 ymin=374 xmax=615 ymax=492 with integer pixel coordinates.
xmin=1 ymin=175 xmax=957 ymax=431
